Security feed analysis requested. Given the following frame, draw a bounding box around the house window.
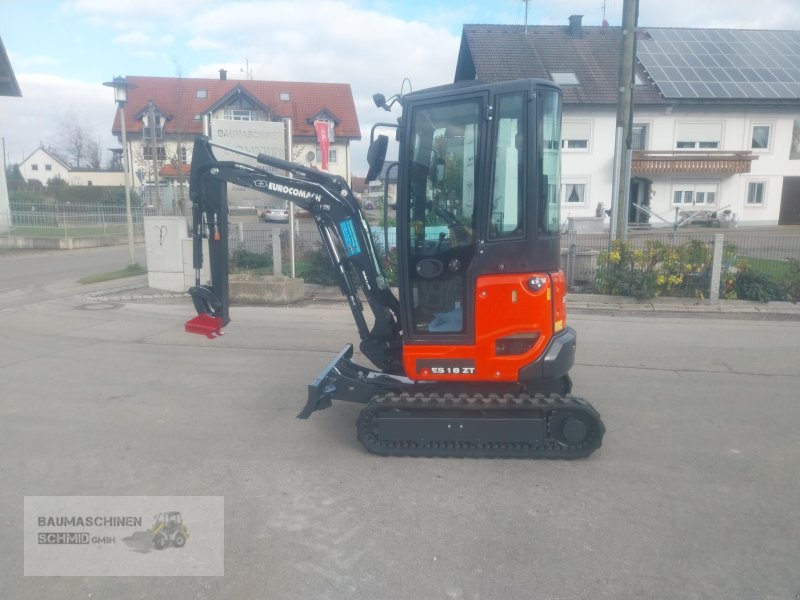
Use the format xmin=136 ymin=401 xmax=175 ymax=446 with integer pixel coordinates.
xmin=631 ymin=124 xmax=648 ymax=150
xmin=672 ymin=182 xmax=719 ymax=206
xmin=196 ymin=90 xmax=207 ymax=99
xmin=45 ymin=164 xmax=52 ymax=171
xmin=561 ymin=182 xmax=587 ymax=205
xmin=561 ymin=122 xmax=591 ymax=152
xmin=751 ymin=124 xmax=771 ymax=150
xmin=315 ymin=148 xmax=337 ymax=164
xmin=223 ymin=109 xmax=264 ymax=121
xmin=31 ymin=164 xmax=38 ymax=171
xmin=142 ymin=112 xmax=166 ymax=160
xmin=562 ymin=139 xmax=588 ymax=150
xmin=747 ymin=181 xmax=765 ymax=205
xmin=279 ymin=92 xmax=291 ymax=101
xmin=143 ymin=147 xmax=168 ymax=161
xmin=550 ymin=72 xmax=580 ymax=86
xmin=675 ymin=122 xmax=722 ymax=151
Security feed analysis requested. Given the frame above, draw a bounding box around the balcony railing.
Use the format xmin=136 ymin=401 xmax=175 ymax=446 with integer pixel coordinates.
xmin=632 ymin=150 xmax=758 ymax=175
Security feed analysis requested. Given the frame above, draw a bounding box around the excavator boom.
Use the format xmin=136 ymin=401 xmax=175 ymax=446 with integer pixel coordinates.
xmin=186 ymin=136 xmax=402 ymax=372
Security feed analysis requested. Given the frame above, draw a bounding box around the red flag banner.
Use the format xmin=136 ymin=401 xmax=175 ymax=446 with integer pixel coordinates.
xmin=314 ymin=120 xmax=330 ymax=170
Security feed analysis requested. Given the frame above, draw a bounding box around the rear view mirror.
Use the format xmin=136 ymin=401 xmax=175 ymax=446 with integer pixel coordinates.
xmin=366 ymin=135 xmax=389 ymax=183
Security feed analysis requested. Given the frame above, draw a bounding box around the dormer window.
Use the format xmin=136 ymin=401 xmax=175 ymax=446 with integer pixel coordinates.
xmin=550 ymin=72 xmax=580 ymax=86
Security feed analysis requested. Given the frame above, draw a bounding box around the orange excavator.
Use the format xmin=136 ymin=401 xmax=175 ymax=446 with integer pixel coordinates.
xmin=184 ymin=78 xmax=605 ymax=458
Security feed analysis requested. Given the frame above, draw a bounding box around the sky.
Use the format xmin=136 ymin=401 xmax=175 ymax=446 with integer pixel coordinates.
xmin=2 ymin=0 xmax=800 ymax=175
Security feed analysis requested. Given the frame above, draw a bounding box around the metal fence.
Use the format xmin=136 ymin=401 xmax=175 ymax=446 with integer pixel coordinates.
xmin=229 ymin=222 xmax=799 ymax=297
xmin=4 ymin=204 xmax=797 ymax=299
xmin=1 ymin=203 xmax=190 ymax=239
xmin=561 ymin=230 xmax=800 ymax=296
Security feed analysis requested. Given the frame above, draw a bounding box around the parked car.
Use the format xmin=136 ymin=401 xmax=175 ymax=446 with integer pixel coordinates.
xmin=261 ymin=202 xmax=290 ymax=222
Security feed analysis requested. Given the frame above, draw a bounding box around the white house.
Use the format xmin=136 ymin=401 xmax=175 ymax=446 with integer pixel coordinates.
xmin=456 ymin=19 xmax=800 ymax=226
xmin=18 ymin=146 xmax=125 ymax=187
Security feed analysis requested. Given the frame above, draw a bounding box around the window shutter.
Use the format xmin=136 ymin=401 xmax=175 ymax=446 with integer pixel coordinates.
xmin=562 ymin=122 xmax=591 ymax=141
xmin=676 ymin=122 xmax=722 ymax=142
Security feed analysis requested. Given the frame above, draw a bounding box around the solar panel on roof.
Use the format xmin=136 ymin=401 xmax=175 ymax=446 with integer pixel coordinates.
xmin=638 ymin=28 xmax=800 ymax=100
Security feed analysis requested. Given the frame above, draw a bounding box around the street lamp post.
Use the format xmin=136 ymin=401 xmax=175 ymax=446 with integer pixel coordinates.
xmin=103 ymin=76 xmax=136 ymax=266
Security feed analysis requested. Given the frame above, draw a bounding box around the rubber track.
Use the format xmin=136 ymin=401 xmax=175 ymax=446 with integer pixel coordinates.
xmin=356 ymin=392 xmax=605 ymax=459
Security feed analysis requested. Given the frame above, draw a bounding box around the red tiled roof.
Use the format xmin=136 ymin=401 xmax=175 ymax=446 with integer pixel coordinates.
xmin=112 ymin=76 xmax=361 ymax=140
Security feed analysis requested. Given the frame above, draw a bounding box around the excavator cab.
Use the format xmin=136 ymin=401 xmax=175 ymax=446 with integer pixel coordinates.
xmin=393 ymin=80 xmax=571 ymax=393
xmin=185 ymin=78 xmax=604 ymax=458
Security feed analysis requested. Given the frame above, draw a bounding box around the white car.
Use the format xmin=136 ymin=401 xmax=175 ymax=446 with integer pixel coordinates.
xmin=261 ymin=203 xmax=290 ymax=222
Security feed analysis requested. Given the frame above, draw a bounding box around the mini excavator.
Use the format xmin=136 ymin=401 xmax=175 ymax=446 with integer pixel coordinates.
xmin=185 ymin=78 xmax=605 ymax=458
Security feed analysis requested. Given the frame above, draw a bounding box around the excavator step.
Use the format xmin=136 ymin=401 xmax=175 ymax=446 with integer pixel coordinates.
xmin=356 ymin=392 xmax=604 ymax=459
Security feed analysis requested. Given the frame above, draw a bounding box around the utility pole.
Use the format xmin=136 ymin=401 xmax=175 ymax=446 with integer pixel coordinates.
xmin=609 ymin=0 xmax=639 ymax=242
xmin=147 ymin=101 xmax=161 ymax=211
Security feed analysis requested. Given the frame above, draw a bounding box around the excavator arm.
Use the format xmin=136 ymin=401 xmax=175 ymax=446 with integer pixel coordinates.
xmin=185 ymin=135 xmax=403 ymax=372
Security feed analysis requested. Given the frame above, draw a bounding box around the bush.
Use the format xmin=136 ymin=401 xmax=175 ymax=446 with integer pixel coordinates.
xmin=787 ymin=260 xmax=800 ymax=304
xmin=596 ymin=239 xmax=714 ymax=299
xmin=52 ymin=185 xmax=132 ymax=206
xmin=9 ymin=190 xmax=50 ymax=208
xmin=230 ymin=249 xmax=273 ymax=274
xmin=295 ymin=244 xmax=339 ymax=285
xmin=732 ymin=268 xmax=788 ymax=303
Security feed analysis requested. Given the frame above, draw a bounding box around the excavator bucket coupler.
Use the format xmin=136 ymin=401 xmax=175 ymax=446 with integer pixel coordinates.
xmin=185 ymin=313 xmax=225 ymax=339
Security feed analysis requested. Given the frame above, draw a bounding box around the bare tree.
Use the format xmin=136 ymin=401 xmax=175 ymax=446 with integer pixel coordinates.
xmin=171 ymin=61 xmax=187 ymax=212
xmin=53 ymin=106 xmax=101 ymax=168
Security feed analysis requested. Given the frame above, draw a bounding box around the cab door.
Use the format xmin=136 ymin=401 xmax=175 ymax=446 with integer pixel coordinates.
xmin=398 ymin=95 xmax=484 ymax=345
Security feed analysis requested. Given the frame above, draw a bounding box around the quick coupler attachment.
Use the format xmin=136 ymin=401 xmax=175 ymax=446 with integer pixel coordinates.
xmin=185 ymin=286 xmax=225 ymax=339
xmin=185 ymin=313 xmax=225 ymax=339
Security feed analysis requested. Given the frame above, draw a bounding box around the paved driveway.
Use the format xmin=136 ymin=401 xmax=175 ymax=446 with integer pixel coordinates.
xmin=1 ymin=292 xmax=799 ymax=599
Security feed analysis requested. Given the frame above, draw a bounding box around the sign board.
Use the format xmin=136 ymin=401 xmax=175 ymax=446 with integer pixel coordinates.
xmin=210 ymin=118 xmax=287 ymax=207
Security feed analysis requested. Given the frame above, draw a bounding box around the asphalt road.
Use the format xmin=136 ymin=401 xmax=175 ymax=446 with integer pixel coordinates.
xmin=0 ymin=244 xmax=147 ymax=310
xmin=1 ymin=277 xmax=798 ymax=599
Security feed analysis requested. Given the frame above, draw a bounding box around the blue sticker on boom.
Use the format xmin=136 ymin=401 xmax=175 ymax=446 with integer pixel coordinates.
xmin=338 ymin=219 xmax=362 ymax=257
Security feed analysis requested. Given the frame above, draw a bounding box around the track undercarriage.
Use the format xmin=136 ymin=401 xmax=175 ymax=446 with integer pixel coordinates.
xmin=300 ymin=344 xmax=605 ymax=459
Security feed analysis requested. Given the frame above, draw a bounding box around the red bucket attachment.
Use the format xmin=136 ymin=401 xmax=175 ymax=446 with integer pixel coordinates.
xmin=185 ymin=314 xmax=225 ymax=339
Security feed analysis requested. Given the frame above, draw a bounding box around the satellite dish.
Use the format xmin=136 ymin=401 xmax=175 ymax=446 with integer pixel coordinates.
xmin=305 ymin=150 xmax=316 ymax=162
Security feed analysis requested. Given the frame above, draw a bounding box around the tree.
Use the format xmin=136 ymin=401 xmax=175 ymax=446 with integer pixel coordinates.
xmin=5 ymin=163 xmax=25 ymax=191
xmin=52 ymin=106 xmax=102 ymax=168
xmin=171 ymin=63 xmax=188 ymax=212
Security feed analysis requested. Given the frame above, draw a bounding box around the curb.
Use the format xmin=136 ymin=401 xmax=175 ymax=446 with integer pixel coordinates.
xmin=91 ymin=282 xmax=800 ymax=320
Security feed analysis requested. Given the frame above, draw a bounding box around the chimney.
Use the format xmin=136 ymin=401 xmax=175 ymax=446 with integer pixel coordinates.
xmin=568 ymin=15 xmax=583 ymax=38
xmin=219 ymin=69 xmax=227 ymax=80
